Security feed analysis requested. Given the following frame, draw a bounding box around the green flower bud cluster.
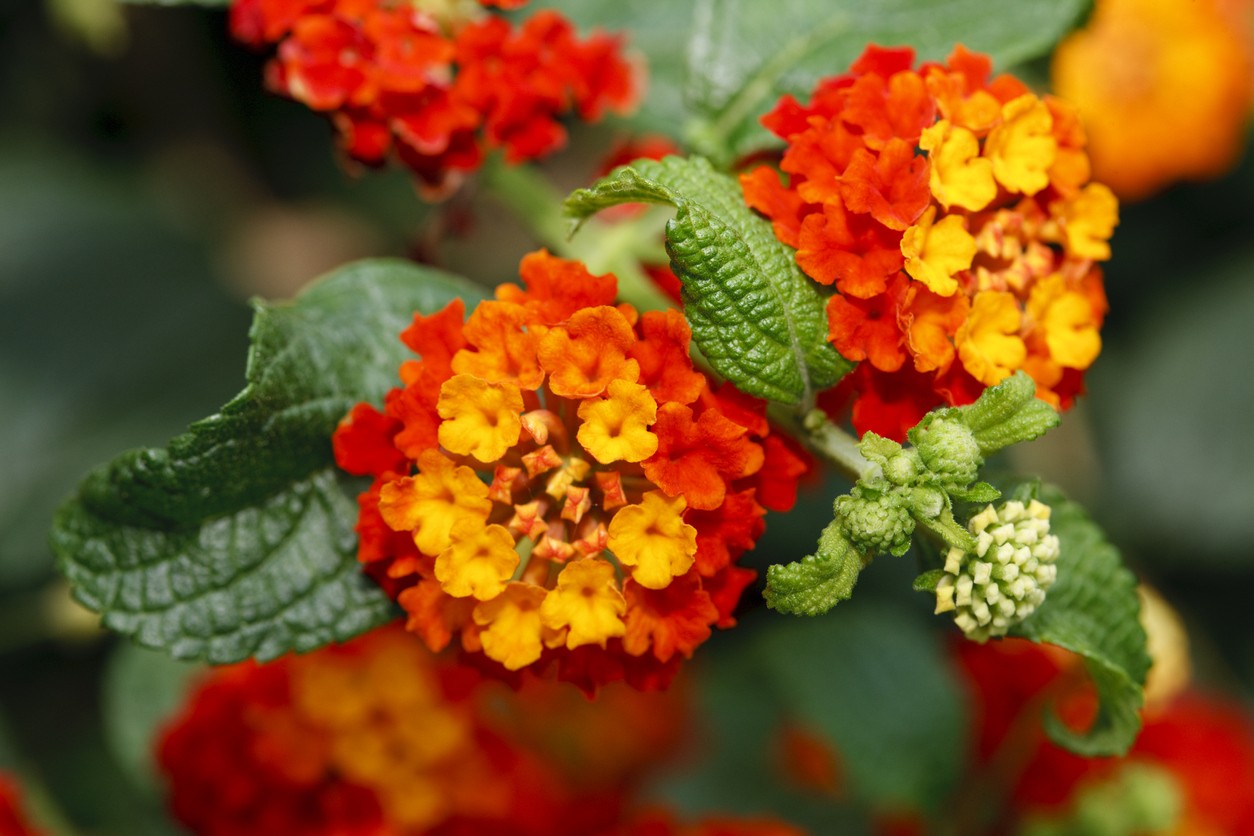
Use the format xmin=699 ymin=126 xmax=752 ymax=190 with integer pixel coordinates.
xmin=934 ymin=499 xmax=1060 ymax=642
xmin=910 ymin=413 xmax=982 ymax=488
xmin=838 ymin=415 xmax=990 ymax=559
xmin=837 ymin=487 xmax=913 ymax=556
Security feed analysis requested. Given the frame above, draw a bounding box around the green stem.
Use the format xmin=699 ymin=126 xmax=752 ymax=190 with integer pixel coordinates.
xmin=800 ymin=409 xmax=875 ymax=483
xmin=479 ymin=155 xmax=570 ymax=250
xmin=479 ymin=157 xmax=675 ymax=313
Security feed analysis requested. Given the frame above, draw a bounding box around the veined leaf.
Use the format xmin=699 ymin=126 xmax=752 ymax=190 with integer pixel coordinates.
xmin=764 ymin=519 xmax=862 ymax=615
xmin=1010 ymin=484 xmax=1150 ymax=756
xmin=51 ymin=260 xmax=488 ymax=663
xmin=566 ymin=155 xmax=852 ymax=407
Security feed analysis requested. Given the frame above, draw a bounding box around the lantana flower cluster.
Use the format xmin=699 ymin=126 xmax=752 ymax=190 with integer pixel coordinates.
xmin=230 ymin=0 xmax=639 ymax=195
xmin=158 ymin=625 xmax=802 ymax=836
xmin=334 ymin=250 xmax=808 ymax=691
xmin=741 ymin=45 xmax=1118 ymax=440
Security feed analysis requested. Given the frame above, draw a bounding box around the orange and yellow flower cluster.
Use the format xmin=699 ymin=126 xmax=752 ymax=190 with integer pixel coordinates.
xmin=741 ymin=46 xmax=1117 ymax=440
xmin=334 ymin=251 xmax=808 ymax=691
xmin=0 ymin=773 xmax=42 ymax=836
xmin=159 ymin=628 xmax=507 ymax=834
xmin=230 ymin=0 xmax=639 ymax=196
xmin=157 ymin=625 xmax=803 ymax=836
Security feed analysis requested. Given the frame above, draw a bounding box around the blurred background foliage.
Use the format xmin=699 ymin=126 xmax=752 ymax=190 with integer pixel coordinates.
xmin=2 ymin=0 xmax=1254 ymax=832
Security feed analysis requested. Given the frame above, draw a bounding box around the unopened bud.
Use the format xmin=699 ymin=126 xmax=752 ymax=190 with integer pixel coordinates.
xmin=837 ymin=490 xmax=914 ymax=556
xmin=912 ymin=416 xmax=982 ymax=487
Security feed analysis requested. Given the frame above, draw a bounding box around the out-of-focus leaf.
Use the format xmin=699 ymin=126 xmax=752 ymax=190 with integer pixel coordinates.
xmin=1010 ymin=484 xmax=1149 ymax=757
xmin=116 ymin=0 xmax=227 ymax=6
xmin=653 ymin=627 xmax=873 ymax=834
xmin=681 ymin=0 xmax=1089 ymax=161
xmin=0 ymin=148 xmax=252 ymax=591
xmin=102 ymin=642 xmax=202 ymax=794
xmin=52 ymin=260 xmax=487 ymax=663
xmin=1092 ymin=255 xmax=1254 ymax=562
xmin=566 ymin=155 xmax=852 ymax=405
xmin=753 ymin=602 xmax=967 ymax=812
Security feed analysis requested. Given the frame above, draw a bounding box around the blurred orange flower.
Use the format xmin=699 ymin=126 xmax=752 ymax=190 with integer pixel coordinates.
xmin=158 ymin=625 xmax=802 ymax=836
xmin=1052 ymin=0 xmax=1254 ymax=200
xmin=231 ymin=0 xmax=640 ymax=196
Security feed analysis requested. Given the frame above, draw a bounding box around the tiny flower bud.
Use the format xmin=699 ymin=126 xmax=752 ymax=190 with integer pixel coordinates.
xmin=934 ymin=498 xmax=1060 ymax=641
xmin=837 ymin=489 xmax=915 ymax=556
xmin=912 ymin=415 xmax=982 ymax=487
xmin=883 ymin=449 xmax=924 ymax=486
xmin=908 ymin=486 xmax=946 ymax=520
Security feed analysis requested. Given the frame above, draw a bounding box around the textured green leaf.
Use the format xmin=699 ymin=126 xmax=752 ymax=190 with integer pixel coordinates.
xmin=959 ymin=371 xmax=1060 ymax=455
xmin=566 ymin=155 xmax=852 ymax=406
xmin=1009 ymin=484 xmax=1150 ymax=756
xmin=764 ymin=519 xmax=862 ymax=615
xmin=51 ymin=260 xmax=488 ymax=663
xmin=912 ymin=568 xmax=943 ymax=592
xmin=948 ymin=481 xmax=1001 ymax=503
xmin=683 ymin=0 xmax=1088 ymax=161
xmin=753 ymin=603 xmax=967 ymax=811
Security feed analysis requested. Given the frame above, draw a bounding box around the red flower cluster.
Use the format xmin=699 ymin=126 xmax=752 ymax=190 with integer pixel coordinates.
xmin=230 ymin=0 xmax=639 ymax=195
xmin=0 ymin=773 xmax=42 ymax=836
xmin=742 ymin=46 xmax=1116 ymax=440
xmin=334 ymin=250 xmax=809 ymax=692
xmin=157 ymin=625 xmax=802 ymax=836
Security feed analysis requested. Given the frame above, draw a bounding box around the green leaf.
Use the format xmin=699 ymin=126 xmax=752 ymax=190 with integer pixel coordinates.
xmin=913 ymin=504 xmax=976 ymax=552
xmin=682 ymin=0 xmax=1089 ymax=162
xmin=565 ymin=155 xmax=852 ymax=406
xmin=1092 ymin=252 xmax=1254 ymax=564
xmin=764 ymin=520 xmax=862 ymax=615
xmin=912 ymin=568 xmax=943 ymax=592
xmin=948 ymin=481 xmax=1001 ymax=503
xmin=51 ymin=259 xmax=488 ymax=663
xmin=958 ymin=371 xmax=1060 ymax=455
xmin=102 ymin=643 xmax=203 ymax=794
xmin=753 ymin=602 xmax=968 ymax=811
xmin=1009 ymin=484 xmax=1150 ymax=756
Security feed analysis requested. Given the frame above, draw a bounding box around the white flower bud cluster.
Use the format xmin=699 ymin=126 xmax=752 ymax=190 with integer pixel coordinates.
xmin=934 ymin=499 xmax=1060 ymax=642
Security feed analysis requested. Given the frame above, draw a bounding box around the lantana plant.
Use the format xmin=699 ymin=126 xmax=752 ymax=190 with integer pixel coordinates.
xmin=18 ymin=0 xmax=1254 ymax=832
